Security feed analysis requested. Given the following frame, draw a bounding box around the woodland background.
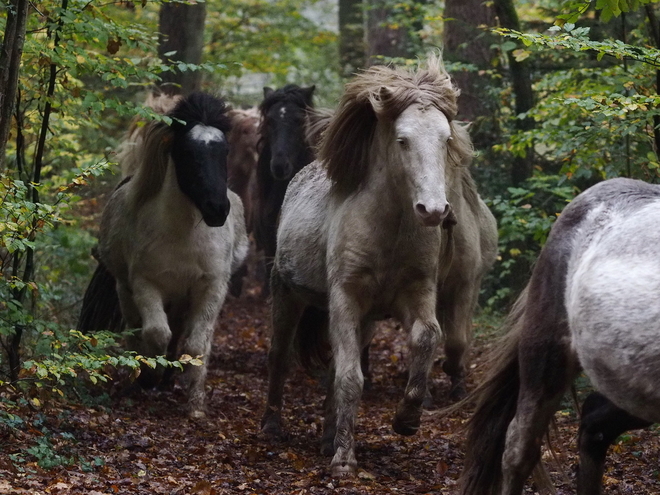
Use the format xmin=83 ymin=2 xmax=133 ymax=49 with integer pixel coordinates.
xmin=1 ymin=0 xmax=660 ymax=490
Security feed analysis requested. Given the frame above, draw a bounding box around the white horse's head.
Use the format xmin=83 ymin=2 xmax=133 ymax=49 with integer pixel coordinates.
xmin=391 ymin=103 xmax=452 ymax=226
xmin=319 ymin=55 xmax=471 ymax=226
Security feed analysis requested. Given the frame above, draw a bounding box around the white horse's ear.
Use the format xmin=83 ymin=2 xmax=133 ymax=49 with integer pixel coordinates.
xmin=379 ymin=86 xmax=393 ymax=100
xmin=263 ymin=87 xmax=274 ymax=98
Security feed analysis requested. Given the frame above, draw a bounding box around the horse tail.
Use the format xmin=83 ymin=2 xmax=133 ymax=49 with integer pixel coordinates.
xmin=77 ymin=260 xmax=123 ymax=333
xmin=294 ymin=306 xmax=331 ymax=371
xmin=459 ymin=285 xmax=529 ymax=495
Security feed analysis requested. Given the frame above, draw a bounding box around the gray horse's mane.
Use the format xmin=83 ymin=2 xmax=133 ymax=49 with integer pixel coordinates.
xmin=319 ymin=54 xmax=472 ymax=192
xmin=304 ymin=107 xmax=334 ymax=153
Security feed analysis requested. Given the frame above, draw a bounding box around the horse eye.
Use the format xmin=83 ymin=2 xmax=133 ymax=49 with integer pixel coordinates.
xmin=397 ymin=137 xmax=409 ymax=149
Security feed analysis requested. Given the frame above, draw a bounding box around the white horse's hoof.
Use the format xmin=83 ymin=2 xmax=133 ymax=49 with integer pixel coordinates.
xmin=331 ymin=462 xmax=357 ymax=478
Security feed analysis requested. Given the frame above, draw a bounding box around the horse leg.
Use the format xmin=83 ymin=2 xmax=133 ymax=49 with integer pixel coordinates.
xmin=393 ymin=292 xmax=440 ymax=436
xmin=131 ymin=279 xmax=170 ymax=389
xmin=180 ymin=280 xmax=227 ymax=418
xmin=577 ymin=392 xmax=652 ymax=495
xmin=500 ymin=337 xmax=577 ymax=495
xmin=328 ymin=288 xmax=364 ymax=477
xmin=438 ymin=282 xmax=478 ymax=400
xmin=261 ymin=269 xmax=305 ymax=437
xmin=321 ymin=365 xmax=337 ymax=456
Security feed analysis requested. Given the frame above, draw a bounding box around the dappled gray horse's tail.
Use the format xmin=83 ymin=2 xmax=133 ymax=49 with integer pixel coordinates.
xmin=77 ymin=261 xmax=123 ymax=333
xmin=459 ymin=286 xmax=528 ymax=495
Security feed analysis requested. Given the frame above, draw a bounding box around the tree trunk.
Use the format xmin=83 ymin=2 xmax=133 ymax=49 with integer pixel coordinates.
xmin=366 ymin=0 xmax=423 ymax=65
xmin=645 ymin=5 xmax=660 ymax=160
xmin=443 ymin=0 xmax=497 ymax=126
xmin=339 ymin=0 xmax=365 ymax=77
xmin=493 ymin=0 xmax=535 ymax=184
xmin=0 ymin=0 xmax=30 ymax=170
xmin=158 ymin=1 xmax=207 ymax=95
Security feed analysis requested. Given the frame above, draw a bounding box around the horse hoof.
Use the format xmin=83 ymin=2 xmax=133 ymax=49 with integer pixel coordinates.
xmin=261 ymin=418 xmax=287 ymax=441
xmin=392 ymin=417 xmax=420 ymax=436
xmin=331 ymin=461 xmax=357 ymax=478
xmin=449 ymin=384 xmax=467 ymax=401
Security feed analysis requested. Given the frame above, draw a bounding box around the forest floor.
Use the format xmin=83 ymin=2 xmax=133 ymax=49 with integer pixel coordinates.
xmin=2 ymin=269 xmax=660 ymax=494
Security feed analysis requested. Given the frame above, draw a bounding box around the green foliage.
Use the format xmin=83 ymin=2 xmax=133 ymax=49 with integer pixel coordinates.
xmin=485 ymin=175 xmax=576 ymax=306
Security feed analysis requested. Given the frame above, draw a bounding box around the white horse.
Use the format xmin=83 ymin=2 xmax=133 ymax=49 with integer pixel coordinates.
xmin=261 ymin=56 xmax=497 ymax=476
xmin=79 ymin=92 xmax=248 ymax=418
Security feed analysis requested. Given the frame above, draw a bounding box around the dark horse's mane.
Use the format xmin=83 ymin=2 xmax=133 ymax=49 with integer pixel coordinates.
xmin=169 ymin=92 xmax=232 ymax=134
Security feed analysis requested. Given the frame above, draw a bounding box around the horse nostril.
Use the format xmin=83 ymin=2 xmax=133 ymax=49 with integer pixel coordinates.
xmin=441 ymin=203 xmax=450 ymax=218
xmin=416 ymin=203 xmax=428 ymax=216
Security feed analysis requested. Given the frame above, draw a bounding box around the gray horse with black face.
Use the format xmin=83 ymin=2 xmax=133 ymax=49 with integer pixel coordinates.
xmin=79 ymin=93 xmax=248 ymax=418
xmin=461 ymin=177 xmax=660 ymax=495
xmin=260 ymin=56 xmax=497 ymax=477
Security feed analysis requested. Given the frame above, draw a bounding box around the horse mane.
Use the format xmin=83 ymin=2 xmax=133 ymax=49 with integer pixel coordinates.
xmin=304 ymin=107 xmax=334 ymax=153
xmin=125 ymin=92 xmax=231 ymax=209
xmin=118 ymin=92 xmax=183 ymax=178
xmin=319 ymin=54 xmax=461 ymax=193
xmin=228 ymin=107 xmax=260 ymax=137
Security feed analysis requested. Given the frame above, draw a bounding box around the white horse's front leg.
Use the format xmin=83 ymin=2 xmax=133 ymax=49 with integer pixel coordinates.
xmin=393 ymin=289 xmax=440 ymax=436
xmin=328 ymin=286 xmax=364 ymax=477
xmin=132 ymin=278 xmax=170 ymax=388
xmin=181 ymin=277 xmax=227 ymax=418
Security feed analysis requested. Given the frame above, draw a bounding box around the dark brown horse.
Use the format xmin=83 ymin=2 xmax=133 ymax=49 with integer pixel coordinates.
xmin=253 ymin=84 xmax=315 ymax=296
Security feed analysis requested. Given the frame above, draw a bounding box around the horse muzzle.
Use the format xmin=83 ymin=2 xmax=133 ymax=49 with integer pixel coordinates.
xmin=415 ymin=201 xmax=450 ymax=227
xmin=270 ymin=159 xmax=294 ymax=181
xmin=201 ymin=200 xmax=230 ymax=227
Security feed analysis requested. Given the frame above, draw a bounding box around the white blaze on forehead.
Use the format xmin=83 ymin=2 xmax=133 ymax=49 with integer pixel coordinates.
xmin=395 ymin=105 xmax=450 ymax=140
xmin=189 ymin=124 xmax=225 ymax=144
xmin=279 ymin=106 xmax=287 ymax=119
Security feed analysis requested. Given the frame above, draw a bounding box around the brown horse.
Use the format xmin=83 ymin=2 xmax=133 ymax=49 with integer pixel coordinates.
xmin=227 ymin=107 xmax=260 ymax=233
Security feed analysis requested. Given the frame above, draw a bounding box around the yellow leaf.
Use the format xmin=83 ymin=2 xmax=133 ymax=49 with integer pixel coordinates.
xmin=76 ymin=55 xmax=85 ymax=64
xmin=512 ymin=49 xmax=531 ymax=62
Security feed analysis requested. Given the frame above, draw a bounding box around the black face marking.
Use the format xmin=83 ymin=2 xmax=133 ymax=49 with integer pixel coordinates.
xmin=171 ymin=124 xmax=230 ymax=227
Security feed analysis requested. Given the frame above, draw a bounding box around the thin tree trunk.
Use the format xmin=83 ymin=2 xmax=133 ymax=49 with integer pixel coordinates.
xmin=365 ymin=0 xmax=424 ymax=65
xmin=158 ymin=1 xmax=207 ymax=95
xmin=645 ymin=5 xmax=660 ymax=161
xmin=443 ymin=0 xmax=497 ymax=124
xmin=339 ymin=0 xmax=365 ymax=77
xmin=493 ymin=0 xmax=535 ymax=185
xmin=0 ymin=0 xmax=30 ymax=170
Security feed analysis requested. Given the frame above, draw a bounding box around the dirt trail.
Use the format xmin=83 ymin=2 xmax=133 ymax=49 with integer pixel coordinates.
xmin=2 ymin=281 xmax=659 ymax=494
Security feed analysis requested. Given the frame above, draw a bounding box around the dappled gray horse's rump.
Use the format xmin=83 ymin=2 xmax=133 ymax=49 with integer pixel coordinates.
xmin=78 ymin=92 xmax=248 ymax=418
xmin=460 ymin=177 xmax=660 ymax=495
xmin=261 ymin=55 xmax=497 ymax=477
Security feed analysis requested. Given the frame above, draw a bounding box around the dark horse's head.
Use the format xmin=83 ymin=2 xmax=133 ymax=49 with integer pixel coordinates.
xmin=169 ymin=92 xmax=232 ymax=227
xmin=259 ymin=84 xmax=315 ymax=181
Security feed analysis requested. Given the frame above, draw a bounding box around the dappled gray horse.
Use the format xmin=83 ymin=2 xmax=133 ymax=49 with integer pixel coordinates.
xmin=461 ymin=178 xmax=660 ymax=495
xmin=79 ymin=93 xmax=248 ymax=418
xmin=261 ymin=56 xmax=497 ymax=476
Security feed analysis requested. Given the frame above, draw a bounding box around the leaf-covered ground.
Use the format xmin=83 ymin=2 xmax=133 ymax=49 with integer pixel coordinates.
xmin=2 ymin=274 xmax=660 ymax=494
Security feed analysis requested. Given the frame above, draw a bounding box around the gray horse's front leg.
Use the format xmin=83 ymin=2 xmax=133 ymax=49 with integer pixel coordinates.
xmin=328 ymin=288 xmax=363 ymax=477
xmin=393 ymin=293 xmax=440 ymax=435
xmin=181 ymin=278 xmax=228 ymax=418
xmin=132 ymin=278 xmax=171 ymax=388
xmin=261 ymin=269 xmax=305 ymax=438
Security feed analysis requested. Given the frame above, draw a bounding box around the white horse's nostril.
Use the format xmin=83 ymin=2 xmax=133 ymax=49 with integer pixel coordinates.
xmin=416 ymin=203 xmax=428 ymax=216
xmin=415 ymin=201 xmax=450 ymax=226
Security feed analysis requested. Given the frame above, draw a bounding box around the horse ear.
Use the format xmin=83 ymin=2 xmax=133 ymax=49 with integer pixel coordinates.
xmin=263 ymin=87 xmax=274 ymax=99
xmin=303 ymin=85 xmax=316 ymax=105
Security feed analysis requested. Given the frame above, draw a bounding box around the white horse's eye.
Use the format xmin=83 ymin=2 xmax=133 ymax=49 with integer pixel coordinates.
xmin=447 ymin=135 xmax=453 ymax=142
xmin=397 ymin=137 xmax=410 ymax=149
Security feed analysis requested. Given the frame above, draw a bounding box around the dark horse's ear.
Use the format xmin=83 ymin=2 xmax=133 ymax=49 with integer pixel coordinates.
xmin=302 ymin=85 xmax=316 ymax=105
xmin=263 ymin=87 xmax=274 ymax=99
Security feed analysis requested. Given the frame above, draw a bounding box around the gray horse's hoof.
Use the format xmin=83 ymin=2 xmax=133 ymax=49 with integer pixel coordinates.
xmin=392 ymin=400 xmax=422 ymax=436
xmin=331 ymin=460 xmax=357 ymax=478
